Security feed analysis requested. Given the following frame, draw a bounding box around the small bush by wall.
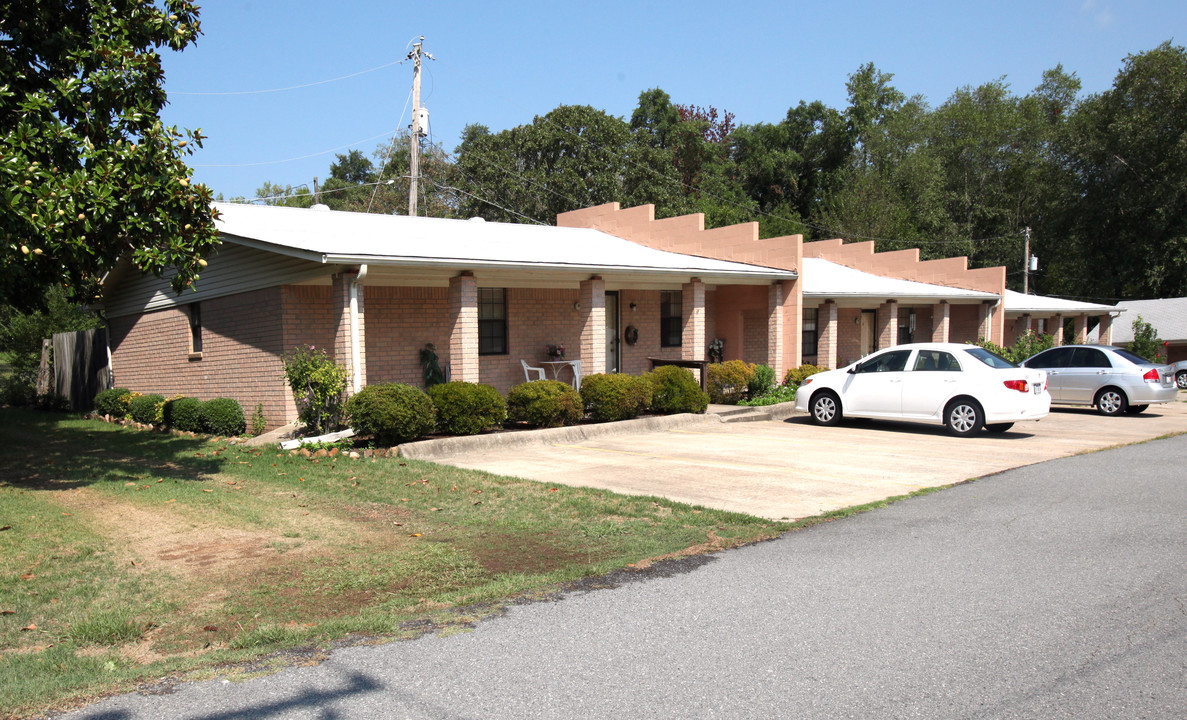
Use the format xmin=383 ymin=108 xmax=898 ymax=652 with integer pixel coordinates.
xmin=580 ymin=373 xmax=653 ymax=422
xmin=784 ymin=364 xmax=828 ymax=388
xmin=506 ymin=380 xmax=583 ymax=428
xmin=706 ymin=360 xmax=755 ymax=404
xmin=163 ymin=396 xmax=204 ymax=433
xmin=748 ymin=364 xmax=776 ymax=399
xmin=199 ymin=398 xmax=246 ymax=436
xmin=128 ymin=393 xmax=165 ymax=425
xmin=646 ymin=366 xmax=709 ymax=415
xmin=427 ymin=381 xmax=507 ymax=436
xmin=347 ymin=383 xmax=436 ymax=446
xmin=94 ymin=388 xmax=132 ymax=419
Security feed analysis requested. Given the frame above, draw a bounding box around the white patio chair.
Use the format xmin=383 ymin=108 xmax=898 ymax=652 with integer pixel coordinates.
xmin=569 ymin=359 xmax=582 ymax=390
xmin=520 ymin=359 xmax=546 ymax=382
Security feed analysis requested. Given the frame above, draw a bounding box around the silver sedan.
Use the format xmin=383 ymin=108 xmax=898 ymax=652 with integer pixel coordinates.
xmin=1021 ymin=345 xmax=1178 ymax=415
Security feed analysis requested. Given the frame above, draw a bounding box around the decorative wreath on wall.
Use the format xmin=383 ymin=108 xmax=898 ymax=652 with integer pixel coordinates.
xmin=624 ymin=325 xmax=639 ymax=345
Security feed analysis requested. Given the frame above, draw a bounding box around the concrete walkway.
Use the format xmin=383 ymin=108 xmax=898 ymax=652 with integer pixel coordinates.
xmin=406 ymin=399 xmax=1187 ymax=521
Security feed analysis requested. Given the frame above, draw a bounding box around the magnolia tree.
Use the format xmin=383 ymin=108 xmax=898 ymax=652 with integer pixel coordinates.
xmin=0 ymin=0 xmax=219 ymax=309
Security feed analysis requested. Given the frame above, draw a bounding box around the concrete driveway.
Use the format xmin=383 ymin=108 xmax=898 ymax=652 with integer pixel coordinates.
xmin=406 ymin=399 xmax=1187 ymax=520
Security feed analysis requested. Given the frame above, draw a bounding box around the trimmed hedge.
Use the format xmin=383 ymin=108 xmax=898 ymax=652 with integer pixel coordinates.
xmin=94 ymin=387 xmax=132 ymax=418
xmin=646 ymin=366 xmax=709 ymax=415
xmin=580 ymin=373 xmax=652 ymax=422
xmin=784 ymin=364 xmax=828 ymax=388
xmin=199 ymin=398 xmax=246 ymax=436
xmin=347 ymin=383 xmax=435 ymax=446
xmin=706 ymin=360 xmax=755 ymax=404
xmin=128 ymin=393 xmax=165 ymax=425
xmin=427 ymin=381 xmax=507 ymax=436
xmin=163 ymin=396 xmax=204 ymax=433
xmin=506 ymin=380 xmax=582 ymax=428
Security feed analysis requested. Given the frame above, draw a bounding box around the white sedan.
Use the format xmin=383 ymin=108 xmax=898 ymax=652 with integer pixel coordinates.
xmin=794 ymin=343 xmax=1050 ymax=436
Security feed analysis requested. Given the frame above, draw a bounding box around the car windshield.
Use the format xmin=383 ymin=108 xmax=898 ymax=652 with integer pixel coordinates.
xmin=964 ymin=347 xmax=1017 ymax=369
xmin=1112 ymin=348 xmax=1156 ymax=366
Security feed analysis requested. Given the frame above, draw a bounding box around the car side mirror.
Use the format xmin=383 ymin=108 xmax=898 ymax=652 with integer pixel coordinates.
xmin=847 ymin=367 xmax=857 ymax=375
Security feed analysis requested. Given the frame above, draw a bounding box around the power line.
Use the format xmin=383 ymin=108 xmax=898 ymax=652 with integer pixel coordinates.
xmin=193 ymin=129 xmax=402 ymax=168
xmin=171 ymin=59 xmax=406 ymax=96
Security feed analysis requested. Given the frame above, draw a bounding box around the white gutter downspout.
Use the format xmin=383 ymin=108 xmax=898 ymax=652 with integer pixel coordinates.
xmin=349 ymin=264 xmax=368 ymax=393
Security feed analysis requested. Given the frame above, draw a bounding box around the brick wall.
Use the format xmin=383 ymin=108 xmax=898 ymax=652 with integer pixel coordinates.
xmin=742 ymin=310 xmax=768 ymax=362
xmin=948 ymin=304 xmax=982 ymax=343
xmin=480 ymin=287 xmax=582 ymax=393
xmin=364 ymin=286 xmax=452 ymax=386
xmin=619 ymin=290 xmax=662 ymax=377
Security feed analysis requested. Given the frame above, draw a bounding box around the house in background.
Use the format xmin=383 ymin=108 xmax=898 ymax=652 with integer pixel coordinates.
xmin=1109 ymin=297 xmax=1187 ymax=363
xmin=100 ymin=202 xmax=796 ymax=430
xmin=1002 ymin=290 xmax=1123 ymax=347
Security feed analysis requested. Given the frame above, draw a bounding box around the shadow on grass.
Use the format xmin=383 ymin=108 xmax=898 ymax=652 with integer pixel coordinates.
xmin=0 ymin=408 xmax=224 ymax=490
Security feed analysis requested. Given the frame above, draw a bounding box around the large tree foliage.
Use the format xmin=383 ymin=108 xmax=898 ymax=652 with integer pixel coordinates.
xmin=0 ymin=0 xmax=218 ymax=309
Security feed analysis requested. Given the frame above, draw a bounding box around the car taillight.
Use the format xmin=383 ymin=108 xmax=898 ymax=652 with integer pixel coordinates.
xmin=1142 ymin=368 xmax=1160 ymax=382
xmin=1003 ymin=380 xmax=1029 ymax=393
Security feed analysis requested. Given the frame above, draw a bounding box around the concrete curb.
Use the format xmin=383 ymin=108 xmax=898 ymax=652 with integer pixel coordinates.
xmin=397 ymin=401 xmax=802 ymax=460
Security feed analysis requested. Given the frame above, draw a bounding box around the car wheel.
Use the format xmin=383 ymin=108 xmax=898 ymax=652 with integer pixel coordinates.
xmin=1095 ymin=387 xmax=1128 ymax=416
xmin=1126 ymin=404 xmax=1148 ymax=414
xmin=985 ymin=423 xmax=1014 ymax=433
xmin=1177 ymin=371 xmax=1187 ymax=390
xmin=945 ymin=398 xmax=984 ymax=437
xmin=809 ymin=391 xmax=842 ymax=426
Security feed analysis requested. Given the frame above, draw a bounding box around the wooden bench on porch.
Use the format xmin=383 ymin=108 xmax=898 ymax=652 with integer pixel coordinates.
xmin=647 ymin=357 xmax=709 ymax=391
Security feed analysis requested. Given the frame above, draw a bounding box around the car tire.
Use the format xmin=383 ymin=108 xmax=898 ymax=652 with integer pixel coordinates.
xmin=945 ymin=398 xmax=984 ymax=437
xmin=985 ymin=422 xmax=1014 ymax=433
xmin=1177 ymin=370 xmax=1187 ymax=390
xmin=809 ymin=391 xmax=842 ymax=426
xmin=1095 ymin=387 xmax=1128 ymax=416
xmin=1126 ymin=404 xmax=1148 ymax=414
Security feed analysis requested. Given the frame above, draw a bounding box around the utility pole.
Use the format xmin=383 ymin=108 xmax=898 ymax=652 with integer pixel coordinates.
xmin=1023 ymin=226 xmax=1031 ymax=295
xmin=406 ymin=37 xmax=431 ymax=217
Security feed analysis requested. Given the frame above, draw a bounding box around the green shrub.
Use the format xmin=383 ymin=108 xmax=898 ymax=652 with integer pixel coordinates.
xmin=346 ymin=383 xmax=436 ymax=446
xmin=706 ymin=360 xmax=755 ymax=404
xmin=1128 ymin=315 xmax=1164 ymax=363
xmin=748 ymin=364 xmax=776 ymax=399
xmin=93 ymin=387 xmax=132 ymax=418
xmin=646 ymin=365 xmax=709 ymax=415
xmin=162 ymin=396 xmax=203 ymax=432
xmin=251 ymin=402 xmax=267 ymax=436
xmin=784 ymin=364 xmax=827 ymax=388
xmin=738 ymin=384 xmax=798 ymax=407
xmin=199 ymin=398 xmax=246 ymax=436
xmin=580 ymin=373 xmax=653 ymax=422
xmin=427 ymin=381 xmax=507 ymax=435
xmin=976 ymin=332 xmax=1055 ymax=364
xmin=506 ymin=380 xmax=583 ymax=428
xmin=128 ymin=393 xmax=165 ymax=425
xmin=282 ymin=346 xmax=348 ymax=434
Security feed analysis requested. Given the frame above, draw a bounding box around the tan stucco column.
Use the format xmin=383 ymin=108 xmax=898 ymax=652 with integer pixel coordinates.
xmin=767 ymin=282 xmax=785 ymax=378
xmin=818 ymin=300 xmax=838 ymax=370
xmin=784 ymin=279 xmax=802 ymax=370
xmin=448 ymin=272 xmax=478 ymax=382
xmin=1053 ymin=314 xmax=1065 ymax=345
xmin=1022 ymin=314 xmax=1033 ymax=336
xmin=331 ymin=271 xmax=366 ymax=394
xmin=978 ymin=301 xmax=994 ymax=342
xmin=877 ymin=300 xmax=899 ymax=349
xmin=579 ymin=276 xmax=606 ymax=376
xmin=1074 ymin=314 xmax=1088 ymax=344
xmin=681 ymin=279 xmax=706 ymax=362
xmin=1098 ymin=314 xmax=1113 ymax=345
xmin=931 ymin=302 xmax=950 ymax=343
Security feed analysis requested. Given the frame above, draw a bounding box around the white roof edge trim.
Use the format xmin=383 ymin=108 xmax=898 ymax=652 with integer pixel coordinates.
xmin=321 ymin=253 xmax=797 ymax=278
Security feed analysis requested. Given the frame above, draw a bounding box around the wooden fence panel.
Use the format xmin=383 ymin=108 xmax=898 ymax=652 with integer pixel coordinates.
xmin=53 ymin=328 xmax=112 ymax=411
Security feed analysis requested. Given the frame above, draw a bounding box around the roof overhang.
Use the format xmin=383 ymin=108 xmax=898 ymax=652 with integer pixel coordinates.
xmin=801 ymin=258 xmax=998 ymax=306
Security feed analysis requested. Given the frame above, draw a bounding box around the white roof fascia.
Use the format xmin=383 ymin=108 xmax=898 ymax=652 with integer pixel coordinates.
xmin=801 ymin=258 xmax=997 ymax=303
xmin=1003 ymin=289 xmax=1121 ymax=315
xmin=214 ymin=203 xmax=795 ymax=284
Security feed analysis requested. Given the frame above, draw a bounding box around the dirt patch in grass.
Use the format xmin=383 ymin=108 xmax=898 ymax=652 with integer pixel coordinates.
xmin=447 ymin=531 xmax=599 ymax=576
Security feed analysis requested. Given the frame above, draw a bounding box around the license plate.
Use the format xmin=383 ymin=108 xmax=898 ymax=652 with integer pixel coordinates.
xmin=1033 ymin=384 xmax=1042 ymax=394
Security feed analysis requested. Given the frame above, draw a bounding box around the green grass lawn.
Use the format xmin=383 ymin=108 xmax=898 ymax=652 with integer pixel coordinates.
xmin=0 ymin=407 xmax=791 ymax=718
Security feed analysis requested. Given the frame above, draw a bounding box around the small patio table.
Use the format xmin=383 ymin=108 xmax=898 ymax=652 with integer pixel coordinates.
xmin=540 ymin=359 xmax=582 ymax=390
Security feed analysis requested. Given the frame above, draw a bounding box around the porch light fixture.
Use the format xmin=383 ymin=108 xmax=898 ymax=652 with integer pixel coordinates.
xmin=629 ymin=302 xmax=637 ymax=311
xmin=573 ymin=301 xmax=582 ymax=310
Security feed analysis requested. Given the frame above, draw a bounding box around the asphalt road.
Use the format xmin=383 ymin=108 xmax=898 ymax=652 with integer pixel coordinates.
xmin=60 ymin=435 xmax=1187 ymax=719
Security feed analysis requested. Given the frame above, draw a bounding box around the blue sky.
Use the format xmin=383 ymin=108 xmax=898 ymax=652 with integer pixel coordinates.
xmin=161 ymin=0 xmax=1185 ymax=201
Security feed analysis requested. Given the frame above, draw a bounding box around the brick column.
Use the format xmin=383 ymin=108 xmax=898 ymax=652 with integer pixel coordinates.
xmin=331 ymin=271 xmax=365 ymax=394
xmin=449 ymin=273 xmax=478 ymax=382
xmin=682 ymin=279 xmax=706 ymax=361
xmin=1098 ymin=314 xmax=1113 ymax=345
xmin=931 ymin=302 xmax=950 ymax=343
xmin=579 ymin=276 xmax=606 ymax=376
xmin=767 ymin=282 xmax=785 ymax=379
xmin=877 ymin=300 xmax=899 ymax=350
xmin=818 ymin=300 xmax=838 ymax=370
xmin=1053 ymin=314 xmax=1065 ymax=345
xmin=978 ymin=301 xmax=994 ymax=342
xmin=1074 ymin=314 xmax=1088 ymax=344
